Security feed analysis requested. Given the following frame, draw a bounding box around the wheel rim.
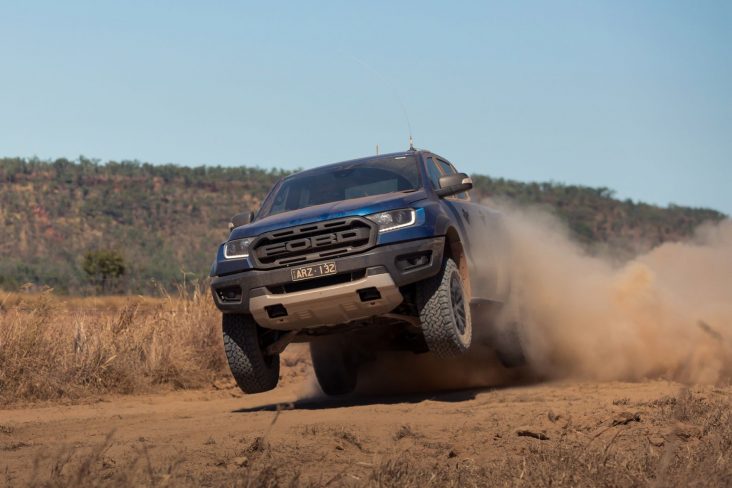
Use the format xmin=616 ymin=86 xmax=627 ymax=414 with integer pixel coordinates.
xmin=450 ymin=273 xmax=467 ymax=335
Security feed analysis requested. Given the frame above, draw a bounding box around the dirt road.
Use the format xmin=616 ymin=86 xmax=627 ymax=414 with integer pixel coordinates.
xmin=2 ymin=349 xmax=729 ymax=487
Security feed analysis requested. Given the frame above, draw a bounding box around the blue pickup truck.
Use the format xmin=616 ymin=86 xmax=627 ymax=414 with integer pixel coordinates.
xmin=210 ymin=149 xmax=521 ymax=395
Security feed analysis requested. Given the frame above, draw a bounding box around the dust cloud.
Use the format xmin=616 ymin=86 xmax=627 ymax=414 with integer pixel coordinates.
xmin=354 ymin=340 xmax=523 ymax=395
xmin=494 ymin=207 xmax=732 ymax=385
xmin=316 ymin=207 xmax=732 ymax=397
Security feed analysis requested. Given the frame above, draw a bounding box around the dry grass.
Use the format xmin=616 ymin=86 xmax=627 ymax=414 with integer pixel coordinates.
xmin=21 ymin=389 xmax=731 ymax=487
xmin=0 ymin=287 xmax=226 ymax=405
xmin=488 ymin=390 xmax=732 ymax=487
xmin=2 ymin=290 xmax=731 ymax=486
xmin=0 ymin=290 xmax=167 ymax=314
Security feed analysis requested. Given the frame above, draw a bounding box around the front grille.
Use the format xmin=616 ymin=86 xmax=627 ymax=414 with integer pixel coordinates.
xmin=251 ymin=217 xmax=376 ymax=269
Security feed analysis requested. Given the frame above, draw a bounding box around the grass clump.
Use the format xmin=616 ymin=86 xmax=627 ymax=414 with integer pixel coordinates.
xmin=0 ymin=287 xmax=226 ymax=405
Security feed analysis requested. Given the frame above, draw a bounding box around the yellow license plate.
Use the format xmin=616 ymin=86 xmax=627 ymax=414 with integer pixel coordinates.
xmin=290 ymin=261 xmax=337 ymax=281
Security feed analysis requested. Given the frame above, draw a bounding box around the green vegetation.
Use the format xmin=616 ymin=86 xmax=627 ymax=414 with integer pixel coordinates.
xmin=0 ymin=156 xmax=289 ymax=294
xmin=82 ymin=249 xmax=127 ymax=293
xmin=0 ymin=156 xmax=725 ymax=294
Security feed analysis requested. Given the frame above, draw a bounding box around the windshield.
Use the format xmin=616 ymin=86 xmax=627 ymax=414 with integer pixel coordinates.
xmin=259 ymin=155 xmax=420 ymax=217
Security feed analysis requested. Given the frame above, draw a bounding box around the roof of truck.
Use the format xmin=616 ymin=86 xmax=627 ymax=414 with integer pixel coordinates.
xmin=284 ymin=149 xmax=434 ymax=180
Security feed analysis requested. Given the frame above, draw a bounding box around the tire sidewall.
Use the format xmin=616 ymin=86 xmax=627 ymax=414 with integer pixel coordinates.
xmin=418 ymin=258 xmax=473 ymax=357
xmin=448 ymin=265 xmax=472 ymax=349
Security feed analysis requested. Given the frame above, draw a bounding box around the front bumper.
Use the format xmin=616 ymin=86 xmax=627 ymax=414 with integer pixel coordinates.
xmin=210 ymin=237 xmax=445 ymax=326
xmin=250 ymin=267 xmax=403 ymax=330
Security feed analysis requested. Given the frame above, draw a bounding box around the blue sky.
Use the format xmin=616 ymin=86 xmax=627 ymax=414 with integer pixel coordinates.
xmin=1 ymin=1 xmax=730 ymax=213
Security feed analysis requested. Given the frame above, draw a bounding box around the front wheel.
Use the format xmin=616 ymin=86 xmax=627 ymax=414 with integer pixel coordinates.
xmin=222 ymin=314 xmax=280 ymax=394
xmin=416 ymin=258 xmax=472 ymax=357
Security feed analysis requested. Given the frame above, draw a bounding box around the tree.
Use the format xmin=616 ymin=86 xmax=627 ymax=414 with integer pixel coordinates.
xmin=82 ymin=249 xmax=126 ymax=293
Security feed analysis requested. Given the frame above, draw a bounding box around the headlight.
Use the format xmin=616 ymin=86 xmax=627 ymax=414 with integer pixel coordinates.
xmin=224 ymin=238 xmax=252 ymax=259
xmin=366 ymin=208 xmax=416 ymax=233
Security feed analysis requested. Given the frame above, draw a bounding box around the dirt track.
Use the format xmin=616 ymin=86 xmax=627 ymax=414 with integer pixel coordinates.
xmin=2 ymin=348 xmax=730 ymax=487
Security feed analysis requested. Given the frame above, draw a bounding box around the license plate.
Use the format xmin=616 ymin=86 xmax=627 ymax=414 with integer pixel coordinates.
xmin=290 ymin=261 xmax=337 ymax=281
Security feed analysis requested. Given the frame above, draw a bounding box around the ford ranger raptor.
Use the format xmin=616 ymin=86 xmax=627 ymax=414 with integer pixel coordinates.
xmin=210 ymin=149 xmax=522 ymax=395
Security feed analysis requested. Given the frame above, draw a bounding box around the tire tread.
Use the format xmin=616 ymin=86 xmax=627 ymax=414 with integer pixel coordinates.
xmin=222 ymin=314 xmax=280 ymax=394
xmin=417 ymin=258 xmax=472 ymax=357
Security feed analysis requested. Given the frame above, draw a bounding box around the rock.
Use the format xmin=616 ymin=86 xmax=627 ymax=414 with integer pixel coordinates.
xmin=649 ymin=436 xmax=665 ymax=447
xmin=673 ymin=423 xmax=702 ymax=440
xmin=516 ymin=427 xmax=549 ymax=440
xmin=393 ymin=425 xmax=416 ymax=441
xmin=447 ymin=449 xmax=458 ymax=458
xmin=232 ymin=456 xmax=248 ymax=468
xmin=611 ymin=412 xmax=641 ymax=426
xmin=247 ymin=436 xmax=269 ymax=453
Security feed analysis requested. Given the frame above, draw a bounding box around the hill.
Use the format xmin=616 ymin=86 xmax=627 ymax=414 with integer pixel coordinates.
xmin=0 ymin=156 xmax=725 ymax=294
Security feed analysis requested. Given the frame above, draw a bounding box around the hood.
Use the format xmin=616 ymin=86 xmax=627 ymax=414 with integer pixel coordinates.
xmin=229 ymin=190 xmax=428 ymax=239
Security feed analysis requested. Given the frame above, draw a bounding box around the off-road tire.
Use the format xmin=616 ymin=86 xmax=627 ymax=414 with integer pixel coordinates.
xmin=416 ymin=258 xmax=472 ymax=357
xmin=310 ymin=336 xmax=358 ymax=396
xmin=222 ymin=314 xmax=280 ymax=394
xmin=493 ymin=286 xmax=528 ymax=367
xmin=493 ymin=322 xmax=527 ymax=367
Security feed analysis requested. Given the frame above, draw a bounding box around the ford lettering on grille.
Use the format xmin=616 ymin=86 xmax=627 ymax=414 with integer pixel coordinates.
xmin=251 ymin=217 xmax=376 ymax=268
xmin=259 ymin=228 xmax=370 ymax=258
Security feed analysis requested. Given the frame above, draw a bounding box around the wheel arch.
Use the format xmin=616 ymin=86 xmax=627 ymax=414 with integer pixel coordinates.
xmin=444 ymin=226 xmax=472 ymax=300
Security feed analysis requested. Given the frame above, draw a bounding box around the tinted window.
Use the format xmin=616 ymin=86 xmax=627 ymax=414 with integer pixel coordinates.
xmin=436 ymin=159 xmax=456 ymax=175
xmin=425 ymin=157 xmax=443 ymax=189
xmin=260 ymin=155 xmax=420 ymax=217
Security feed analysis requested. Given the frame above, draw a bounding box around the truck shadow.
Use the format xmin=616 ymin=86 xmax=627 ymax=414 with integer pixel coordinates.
xmin=232 ymin=387 xmax=489 ymax=413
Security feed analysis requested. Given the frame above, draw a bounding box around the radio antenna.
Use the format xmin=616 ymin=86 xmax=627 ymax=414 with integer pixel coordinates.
xmin=341 ymin=52 xmax=414 ymax=151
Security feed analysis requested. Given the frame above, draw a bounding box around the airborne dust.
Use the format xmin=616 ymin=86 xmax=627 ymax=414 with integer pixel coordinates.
xmin=351 ymin=206 xmax=732 ymax=395
xmin=498 ymin=206 xmax=732 ymax=385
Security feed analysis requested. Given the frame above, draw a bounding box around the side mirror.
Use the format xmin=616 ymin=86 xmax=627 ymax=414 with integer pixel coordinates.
xmin=229 ymin=211 xmax=254 ymax=231
xmin=435 ymin=173 xmax=473 ymax=198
